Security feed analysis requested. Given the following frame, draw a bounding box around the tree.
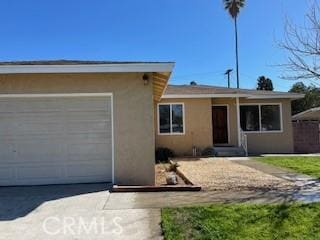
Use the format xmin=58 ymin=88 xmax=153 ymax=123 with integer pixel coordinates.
xmin=256 ymin=76 xmax=274 ymax=91
xmin=280 ymin=1 xmax=320 ymax=81
xmin=223 ymin=0 xmax=245 ymax=89
xmin=289 ymin=82 xmax=320 ymax=115
xmin=190 ymin=81 xmax=197 ymax=86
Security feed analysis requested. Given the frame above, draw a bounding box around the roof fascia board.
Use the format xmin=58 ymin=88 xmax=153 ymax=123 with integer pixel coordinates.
xmin=247 ymin=94 xmax=305 ymax=99
xmin=162 ymin=93 xmax=305 ymax=99
xmin=162 ymin=94 xmax=250 ymax=98
xmin=0 ymin=63 xmax=175 ymax=74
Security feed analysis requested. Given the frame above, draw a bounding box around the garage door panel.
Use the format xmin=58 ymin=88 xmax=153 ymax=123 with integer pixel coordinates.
xmin=65 ymin=111 xmax=109 ymax=120
xmin=68 ymin=142 xmax=111 ymax=156
xmin=66 ymin=121 xmax=109 ymax=133
xmin=64 ymin=98 xmax=109 ymax=110
xmin=17 ymin=112 xmax=65 ymax=122
xmin=66 ymin=133 xmax=109 ymax=143
xmin=0 ymin=96 xmax=113 ymax=186
xmin=66 ymin=162 xmax=111 ymax=178
xmin=15 ymin=122 xmax=65 ymax=135
xmin=0 ymin=167 xmax=14 ymax=180
xmin=16 ymin=166 xmax=63 ymax=179
xmin=15 ymin=137 xmax=63 ymax=149
xmin=0 ymin=144 xmax=15 ymax=161
xmin=0 ymin=99 xmax=62 ymax=112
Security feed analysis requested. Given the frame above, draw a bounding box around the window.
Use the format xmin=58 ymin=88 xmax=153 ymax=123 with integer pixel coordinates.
xmin=240 ymin=105 xmax=260 ymax=131
xmin=158 ymin=103 xmax=184 ymax=134
xmin=261 ymin=105 xmax=281 ymax=131
xmin=240 ymin=104 xmax=282 ymax=132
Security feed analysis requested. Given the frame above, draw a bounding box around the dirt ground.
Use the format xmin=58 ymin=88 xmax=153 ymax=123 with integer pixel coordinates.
xmin=155 ymin=163 xmax=186 ymax=186
xmin=176 ymin=158 xmax=294 ymax=191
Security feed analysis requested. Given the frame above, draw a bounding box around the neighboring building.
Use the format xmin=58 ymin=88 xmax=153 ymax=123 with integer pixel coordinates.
xmin=155 ymin=85 xmax=304 ymax=156
xmin=292 ymin=107 xmax=320 ymax=153
xmin=0 ymin=61 xmax=304 ymax=187
xmin=292 ymin=107 xmax=320 ymax=121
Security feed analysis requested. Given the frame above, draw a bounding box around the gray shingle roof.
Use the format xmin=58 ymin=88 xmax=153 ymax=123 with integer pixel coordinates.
xmin=292 ymin=107 xmax=320 ymax=121
xmin=164 ymin=84 xmax=304 ymax=99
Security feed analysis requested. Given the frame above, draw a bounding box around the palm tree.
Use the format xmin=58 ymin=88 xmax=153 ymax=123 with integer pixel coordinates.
xmin=223 ymin=0 xmax=245 ymax=89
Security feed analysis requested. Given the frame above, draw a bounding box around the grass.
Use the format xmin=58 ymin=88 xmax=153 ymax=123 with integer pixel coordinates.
xmin=161 ymin=203 xmax=320 ymax=240
xmin=255 ymin=156 xmax=320 ymax=179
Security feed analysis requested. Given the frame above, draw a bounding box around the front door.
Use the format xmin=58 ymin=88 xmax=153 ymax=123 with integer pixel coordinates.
xmin=212 ymin=106 xmax=229 ymax=144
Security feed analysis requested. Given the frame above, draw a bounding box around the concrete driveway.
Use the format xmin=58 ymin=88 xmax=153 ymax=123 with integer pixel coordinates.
xmin=0 ymin=184 xmax=162 ymax=240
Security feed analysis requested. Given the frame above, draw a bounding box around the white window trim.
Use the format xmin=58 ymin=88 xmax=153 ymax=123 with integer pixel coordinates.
xmin=212 ymin=104 xmax=230 ymax=144
xmin=240 ymin=103 xmax=283 ymax=133
xmin=157 ymin=103 xmax=185 ymax=135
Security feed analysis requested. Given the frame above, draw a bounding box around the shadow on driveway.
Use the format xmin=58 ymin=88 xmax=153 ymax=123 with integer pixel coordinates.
xmin=0 ymin=183 xmax=111 ymax=221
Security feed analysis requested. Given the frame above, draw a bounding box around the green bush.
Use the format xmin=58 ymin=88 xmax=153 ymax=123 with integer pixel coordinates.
xmin=155 ymin=147 xmax=175 ymax=163
xmin=201 ymin=147 xmax=215 ymax=157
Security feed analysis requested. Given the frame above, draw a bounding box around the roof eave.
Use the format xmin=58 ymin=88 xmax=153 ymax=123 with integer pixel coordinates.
xmin=162 ymin=93 xmax=305 ymax=100
xmin=247 ymin=94 xmax=305 ymax=100
xmin=0 ymin=63 xmax=175 ymax=74
xmin=162 ymin=94 xmax=251 ymax=99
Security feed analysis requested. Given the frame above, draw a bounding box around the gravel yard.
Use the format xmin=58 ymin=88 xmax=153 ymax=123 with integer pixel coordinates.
xmin=155 ymin=163 xmax=186 ymax=186
xmin=176 ymin=158 xmax=294 ymax=191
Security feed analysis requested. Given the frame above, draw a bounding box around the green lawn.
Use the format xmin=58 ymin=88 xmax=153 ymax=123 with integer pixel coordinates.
xmin=161 ymin=203 xmax=320 ymax=240
xmin=255 ymin=156 xmax=320 ymax=179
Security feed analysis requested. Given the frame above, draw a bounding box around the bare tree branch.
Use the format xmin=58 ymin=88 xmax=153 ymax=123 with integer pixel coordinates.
xmin=279 ymin=1 xmax=320 ymax=81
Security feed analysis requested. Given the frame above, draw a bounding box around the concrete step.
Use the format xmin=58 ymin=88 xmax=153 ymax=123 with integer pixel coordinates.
xmin=214 ymin=147 xmax=246 ymax=157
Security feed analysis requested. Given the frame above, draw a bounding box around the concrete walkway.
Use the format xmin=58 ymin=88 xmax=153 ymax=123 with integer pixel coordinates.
xmin=104 ymin=190 xmax=297 ymax=210
xmin=235 ymin=159 xmax=320 ymax=203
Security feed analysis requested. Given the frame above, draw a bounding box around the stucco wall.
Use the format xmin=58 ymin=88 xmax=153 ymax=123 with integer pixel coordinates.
xmin=0 ymin=73 xmax=155 ymax=185
xmin=240 ymin=98 xmax=294 ymax=154
xmin=155 ymin=98 xmax=213 ymax=156
xmin=156 ymin=97 xmax=294 ymax=155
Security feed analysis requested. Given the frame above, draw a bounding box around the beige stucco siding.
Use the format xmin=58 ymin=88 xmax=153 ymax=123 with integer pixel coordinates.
xmin=156 ymin=97 xmax=294 ymax=155
xmin=155 ymin=98 xmax=213 ymax=156
xmin=0 ymin=73 xmax=155 ymax=185
xmin=239 ymin=98 xmax=294 ymax=154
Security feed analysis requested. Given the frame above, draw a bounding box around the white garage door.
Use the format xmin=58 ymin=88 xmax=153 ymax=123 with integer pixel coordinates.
xmin=0 ymin=95 xmax=113 ymax=186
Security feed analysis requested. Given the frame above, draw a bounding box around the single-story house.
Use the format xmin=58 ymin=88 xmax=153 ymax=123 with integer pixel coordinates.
xmin=156 ymin=84 xmax=304 ymax=156
xmin=0 ymin=60 xmax=304 ymax=187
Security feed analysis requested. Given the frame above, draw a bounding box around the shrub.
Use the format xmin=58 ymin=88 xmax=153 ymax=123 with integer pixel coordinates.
xmin=155 ymin=147 xmax=175 ymax=163
xmin=201 ymin=147 xmax=215 ymax=157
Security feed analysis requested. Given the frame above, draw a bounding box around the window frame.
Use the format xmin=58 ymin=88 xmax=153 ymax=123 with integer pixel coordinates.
xmin=240 ymin=103 xmax=283 ymax=133
xmin=157 ymin=103 xmax=185 ymax=135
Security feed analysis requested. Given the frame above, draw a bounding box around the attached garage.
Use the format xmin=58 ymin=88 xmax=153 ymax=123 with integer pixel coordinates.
xmin=0 ymin=94 xmax=113 ymax=186
xmin=0 ymin=61 xmax=174 ymax=186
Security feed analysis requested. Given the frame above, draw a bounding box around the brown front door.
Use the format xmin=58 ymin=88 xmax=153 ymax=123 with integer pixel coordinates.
xmin=212 ymin=106 xmax=228 ymax=144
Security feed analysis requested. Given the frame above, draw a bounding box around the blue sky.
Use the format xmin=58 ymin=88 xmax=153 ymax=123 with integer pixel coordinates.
xmin=0 ymin=0 xmax=311 ymax=91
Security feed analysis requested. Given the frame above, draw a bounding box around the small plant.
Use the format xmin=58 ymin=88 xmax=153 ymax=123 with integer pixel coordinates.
xmin=166 ymin=162 xmax=179 ymax=172
xmin=155 ymin=147 xmax=175 ymax=163
xmin=201 ymin=147 xmax=215 ymax=157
